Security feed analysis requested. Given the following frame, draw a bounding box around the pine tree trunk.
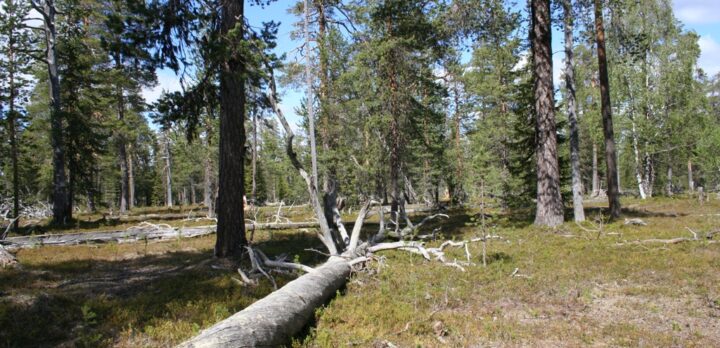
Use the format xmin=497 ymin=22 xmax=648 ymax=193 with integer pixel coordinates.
xmin=164 ymin=131 xmax=173 ymax=207
xmin=7 ymin=42 xmax=20 ymax=231
xmin=563 ymin=0 xmax=584 ymax=222
xmin=251 ymin=110 xmax=257 ymax=203
xmin=644 ymin=150 xmax=654 ymax=197
xmin=688 ymin=159 xmax=694 ymax=192
xmin=203 ymin=125 xmax=215 ymax=218
xmin=305 ymin=0 xmax=319 ymax=193
xmin=531 ymin=0 xmax=564 ymax=227
xmin=43 ymin=0 xmax=71 ymax=224
xmin=594 ymin=0 xmax=621 ymax=219
xmin=128 ymin=144 xmax=135 ymax=209
xmin=631 ymin=118 xmax=647 ymax=199
xmin=666 ymin=162 xmax=673 ymax=196
xmin=592 ymin=142 xmax=600 ymax=196
xmin=386 ymin=19 xmax=401 ymax=215
xmin=215 ymin=0 xmax=248 ymax=257
xmin=452 ymin=80 xmax=464 ymax=205
xmin=114 ymin=56 xmax=130 ymax=213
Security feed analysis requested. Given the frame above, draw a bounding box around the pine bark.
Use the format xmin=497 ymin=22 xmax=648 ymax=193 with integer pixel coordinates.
xmin=128 ymin=144 xmax=135 ymax=209
xmin=594 ymin=0 xmax=621 ymax=219
xmin=592 ymin=142 xmax=600 ymax=196
xmin=115 ymin=67 xmax=130 ymax=213
xmin=531 ymin=0 xmax=564 ymax=227
xmin=563 ymin=0 xmax=584 ymax=222
xmin=687 ymin=159 xmax=694 ymax=192
xmin=41 ymin=0 xmax=71 ymax=224
xmin=7 ymin=40 xmax=20 ymax=231
xmin=163 ymin=131 xmax=173 ymax=207
xmin=215 ymin=0 xmax=248 ymax=257
xmin=666 ymin=162 xmax=673 ymax=196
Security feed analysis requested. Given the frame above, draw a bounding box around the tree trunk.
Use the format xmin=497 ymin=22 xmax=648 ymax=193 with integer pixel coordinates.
xmin=203 ymin=126 xmax=215 ymax=218
xmin=128 ymin=144 xmax=135 ymax=209
xmin=7 ymin=41 xmax=20 ymax=231
xmin=563 ymin=0 xmax=584 ymax=222
xmin=688 ymin=159 xmax=694 ymax=192
xmin=43 ymin=0 xmax=71 ymax=224
xmin=191 ymin=179 xmax=197 ymax=205
xmin=215 ymin=0 xmax=248 ymax=257
xmin=531 ymin=0 xmax=564 ymax=227
xmin=304 ymin=0 xmax=319 ymax=193
xmin=163 ymin=131 xmax=173 ymax=207
xmin=592 ymin=142 xmax=600 ymax=196
xmin=594 ymin=0 xmax=621 ymax=219
xmin=631 ymin=118 xmax=647 ymax=199
xmin=643 ymin=150 xmax=654 ymax=197
xmin=452 ymin=79 xmax=464 ymax=205
xmin=666 ymin=161 xmax=673 ymax=196
xmin=178 ymin=259 xmax=350 ymax=347
xmin=251 ymin=110 xmax=257 ymax=203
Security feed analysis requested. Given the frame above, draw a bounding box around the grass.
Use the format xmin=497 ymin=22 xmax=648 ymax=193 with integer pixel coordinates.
xmin=301 ymin=196 xmax=720 ymax=347
xmin=6 ymin=204 xmax=318 ymax=237
xmin=1 ymin=197 xmax=719 ymax=347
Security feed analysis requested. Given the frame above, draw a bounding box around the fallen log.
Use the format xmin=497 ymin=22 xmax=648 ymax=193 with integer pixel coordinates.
xmin=0 ymin=221 xmax=333 ymax=251
xmin=178 ymin=258 xmax=351 ymax=347
xmin=1 ymin=224 xmax=217 ymax=251
xmin=0 ymin=245 xmax=17 ymax=268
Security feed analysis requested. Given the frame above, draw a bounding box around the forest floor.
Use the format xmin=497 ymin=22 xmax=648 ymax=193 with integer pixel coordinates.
xmin=1 ymin=196 xmax=719 ymax=347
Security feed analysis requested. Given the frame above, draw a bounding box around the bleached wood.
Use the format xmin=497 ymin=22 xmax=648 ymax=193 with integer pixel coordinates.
xmin=178 ymin=259 xmax=350 ymax=347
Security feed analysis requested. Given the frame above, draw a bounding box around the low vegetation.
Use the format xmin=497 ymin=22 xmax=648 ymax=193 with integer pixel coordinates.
xmin=1 ymin=197 xmax=718 ymax=347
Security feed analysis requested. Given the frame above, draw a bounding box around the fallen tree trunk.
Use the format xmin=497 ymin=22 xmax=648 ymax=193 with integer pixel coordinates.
xmin=1 ymin=224 xmax=217 ymax=250
xmin=0 ymin=221 xmax=331 ymax=251
xmin=0 ymin=245 xmax=17 ymax=268
xmin=178 ymin=258 xmax=351 ymax=347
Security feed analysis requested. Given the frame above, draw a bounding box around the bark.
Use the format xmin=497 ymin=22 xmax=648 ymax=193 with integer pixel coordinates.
xmin=251 ymin=110 xmax=257 ymax=203
xmin=215 ymin=0 xmax=248 ymax=258
xmin=163 ymin=131 xmax=173 ymax=207
xmin=190 ymin=180 xmax=197 ymax=205
xmin=563 ymin=0 xmax=585 ymax=222
xmin=688 ymin=160 xmax=694 ymax=192
xmin=452 ymin=79 xmax=464 ymax=205
xmin=631 ymin=117 xmax=646 ymax=199
xmin=386 ymin=19 xmax=401 ymax=215
xmin=304 ymin=0 xmax=319 ymax=192
xmin=262 ymin=52 xmax=338 ymax=255
xmin=178 ymin=259 xmax=350 ymax=347
xmin=666 ymin=163 xmax=673 ymax=196
xmin=643 ymin=150 xmax=655 ymax=197
xmin=2 ymin=222 xmax=329 ymax=251
xmin=116 ymin=82 xmax=130 ymax=213
xmin=7 ymin=40 xmax=20 ymax=231
xmin=2 ymin=225 xmax=216 ymax=250
xmin=531 ymin=0 xmax=564 ymax=227
xmin=203 ymin=126 xmax=215 ymax=218
xmin=592 ymin=142 xmax=600 ymax=196
xmin=128 ymin=145 xmax=135 ymax=209
xmin=39 ymin=0 xmax=71 ymax=224
xmin=594 ymin=0 xmax=621 ymax=219
xmin=0 ymin=245 xmax=17 ymax=268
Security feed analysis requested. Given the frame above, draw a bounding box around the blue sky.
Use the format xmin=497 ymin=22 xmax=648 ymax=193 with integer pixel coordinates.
xmin=142 ymin=0 xmax=720 ymax=127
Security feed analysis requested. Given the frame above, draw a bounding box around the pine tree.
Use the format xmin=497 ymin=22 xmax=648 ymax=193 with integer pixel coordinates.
xmin=531 ymin=0 xmax=564 ymax=226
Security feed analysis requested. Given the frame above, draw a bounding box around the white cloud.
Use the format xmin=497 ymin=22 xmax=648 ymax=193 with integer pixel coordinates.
xmin=673 ymin=0 xmax=720 ymax=24
xmin=698 ymin=35 xmax=720 ymax=76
